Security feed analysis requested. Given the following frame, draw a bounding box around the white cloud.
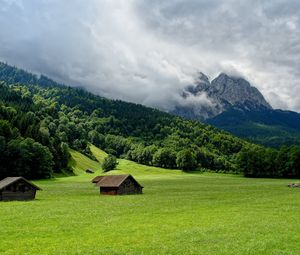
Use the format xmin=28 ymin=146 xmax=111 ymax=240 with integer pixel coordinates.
xmin=0 ymin=0 xmax=299 ymax=112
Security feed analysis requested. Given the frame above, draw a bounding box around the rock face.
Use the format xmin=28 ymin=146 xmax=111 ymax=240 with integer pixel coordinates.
xmin=209 ymin=73 xmax=271 ymax=110
xmin=172 ymin=72 xmax=272 ymax=120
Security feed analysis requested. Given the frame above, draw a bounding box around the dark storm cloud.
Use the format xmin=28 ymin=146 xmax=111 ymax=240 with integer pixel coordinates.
xmin=0 ymin=0 xmax=300 ymax=111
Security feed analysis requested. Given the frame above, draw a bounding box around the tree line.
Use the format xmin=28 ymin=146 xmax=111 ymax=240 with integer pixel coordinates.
xmin=237 ymin=145 xmax=300 ymax=178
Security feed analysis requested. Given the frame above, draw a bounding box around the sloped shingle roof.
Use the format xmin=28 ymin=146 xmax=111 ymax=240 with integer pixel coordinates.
xmin=94 ymin=174 xmax=143 ymax=188
xmin=0 ymin=177 xmax=41 ymax=190
xmin=91 ymin=176 xmax=105 ymax=183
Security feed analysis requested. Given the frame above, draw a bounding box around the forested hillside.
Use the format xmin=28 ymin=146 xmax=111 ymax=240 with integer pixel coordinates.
xmin=207 ymin=106 xmax=300 ymax=147
xmin=0 ymin=62 xmax=299 ymax=179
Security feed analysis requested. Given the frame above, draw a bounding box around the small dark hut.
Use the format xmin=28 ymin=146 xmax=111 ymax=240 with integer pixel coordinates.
xmin=85 ymin=169 xmax=94 ymax=174
xmin=93 ymin=174 xmax=143 ymax=195
xmin=0 ymin=177 xmax=41 ymax=201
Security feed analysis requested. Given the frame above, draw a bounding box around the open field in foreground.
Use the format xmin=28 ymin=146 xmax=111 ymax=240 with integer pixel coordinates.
xmin=0 ymin=148 xmax=300 ymax=255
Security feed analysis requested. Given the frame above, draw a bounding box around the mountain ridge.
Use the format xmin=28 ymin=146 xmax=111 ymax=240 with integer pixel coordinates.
xmin=173 ymin=72 xmax=272 ymax=121
xmin=172 ymin=72 xmax=300 ymax=147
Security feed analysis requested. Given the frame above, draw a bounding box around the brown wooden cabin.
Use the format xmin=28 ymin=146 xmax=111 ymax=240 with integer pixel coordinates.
xmin=93 ymin=174 xmax=143 ymax=195
xmin=0 ymin=177 xmax=41 ymax=201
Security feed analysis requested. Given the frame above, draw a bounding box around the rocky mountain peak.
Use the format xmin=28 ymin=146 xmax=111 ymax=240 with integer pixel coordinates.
xmin=185 ymin=72 xmax=210 ymax=95
xmin=210 ymin=73 xmax=272 ymax=110
xmin=172 ymin=72 xmax=272 ymax=120
xmin=197 ymin=72 xmax=210 ymax=84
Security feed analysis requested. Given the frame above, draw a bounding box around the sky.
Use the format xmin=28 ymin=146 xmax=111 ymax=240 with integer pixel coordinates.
xmin=0 ymin=0 xmax=300 ymax=112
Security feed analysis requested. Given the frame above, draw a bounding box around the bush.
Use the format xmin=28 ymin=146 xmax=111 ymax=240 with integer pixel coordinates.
xmin=176 ymin=149 xmax=197 ymax=171
xmin=153 ymin=148 xmax=177 ymax=169
xmin=2 ymin=137 xmax=54 ymax=179
xmin=102 ymin=154 xmax=118 ymax=172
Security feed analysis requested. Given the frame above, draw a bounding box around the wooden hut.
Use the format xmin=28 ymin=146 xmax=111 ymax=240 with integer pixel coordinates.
xmin=85 ymin=169 xmax=94 ymax=174
xmin=94 ymin=174 xmax=143 ymax=195
xmin=0 ymin=177 xmax=41 ymax=201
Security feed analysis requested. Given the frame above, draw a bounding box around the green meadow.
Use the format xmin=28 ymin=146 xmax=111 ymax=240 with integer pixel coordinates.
xmin=0 ymin=146 xmax=300 ymax=255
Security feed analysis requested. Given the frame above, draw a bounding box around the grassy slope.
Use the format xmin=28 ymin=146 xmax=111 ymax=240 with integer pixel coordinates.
xmin=68 ymin=148 xmax=103 ymax=175
xmin=90 ymin=144 xmax=183 ymax=177
xmin=0 ymin=147 xmax=300 ymax=255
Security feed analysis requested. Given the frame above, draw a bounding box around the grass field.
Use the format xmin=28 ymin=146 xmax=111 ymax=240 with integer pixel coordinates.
xmin=0 ymin=147 xmax=300 ymax=255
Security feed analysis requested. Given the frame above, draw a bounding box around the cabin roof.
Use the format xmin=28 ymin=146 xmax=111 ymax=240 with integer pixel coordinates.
xmin=95 ymin=174 xmax=143 ymax=188
xmin=0 ymin=177 xmax=41 ymax=191
xmin=91 ymin=176 xmax=105 ymax=183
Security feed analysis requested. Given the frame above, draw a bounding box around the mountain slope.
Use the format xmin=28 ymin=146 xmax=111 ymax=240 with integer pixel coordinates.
xmin=208 ymin=107 xmax=300 ymax=147
xmin=172 ymin=72 xmax=300 ymax=147
xmin=208 ymin=73 xmax=271 ymax=110
xmin=173 ymin=73 xmax=271 ymax=121
xmin=69 ymin=148 xmax=103 ymax=176
xmin=0 ymin=62 xmax=299 ymax=179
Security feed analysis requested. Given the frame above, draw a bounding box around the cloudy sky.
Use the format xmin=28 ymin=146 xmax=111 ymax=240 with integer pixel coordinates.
xmin=0 ymin=0 xmax=300 ymax=112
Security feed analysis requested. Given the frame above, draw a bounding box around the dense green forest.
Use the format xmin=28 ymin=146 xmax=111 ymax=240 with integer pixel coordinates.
xmin=0 ymin=62 xmax=299 ymax=179
xmin=208 ymin=107 xmax=300 ymax=147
